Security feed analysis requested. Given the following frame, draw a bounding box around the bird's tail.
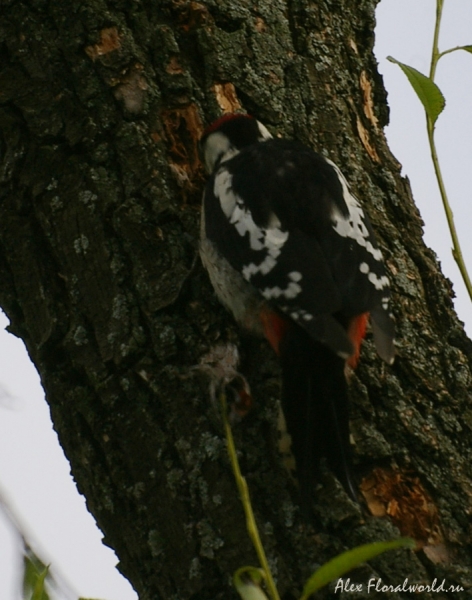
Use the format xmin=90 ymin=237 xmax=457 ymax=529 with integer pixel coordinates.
xmin=278 ymin=324 xmax=357 ymax=507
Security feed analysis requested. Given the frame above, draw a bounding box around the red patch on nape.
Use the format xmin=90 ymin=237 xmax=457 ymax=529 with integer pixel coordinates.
xmin=259 ymin=308 xmax=289 ymax=356
xmin=202 ymin=112 xmax=254 ymax=137
xmin=346 ymin=313 xmax=369 ymax=368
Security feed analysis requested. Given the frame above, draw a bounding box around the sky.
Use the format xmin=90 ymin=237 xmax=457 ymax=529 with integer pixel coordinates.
xmin=0 ymin=1 xmax=471 ymax=599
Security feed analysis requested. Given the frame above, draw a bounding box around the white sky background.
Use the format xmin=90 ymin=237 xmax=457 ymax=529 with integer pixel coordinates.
xmin=0 ymin=1 xmax=471 ymax=599
xmin=376 ymin=1 xmax=472 ymax=334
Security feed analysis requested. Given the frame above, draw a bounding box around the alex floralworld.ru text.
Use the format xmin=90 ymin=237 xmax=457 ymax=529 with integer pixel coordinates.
xmin=334 ymin=577 xmax=464 ymax=594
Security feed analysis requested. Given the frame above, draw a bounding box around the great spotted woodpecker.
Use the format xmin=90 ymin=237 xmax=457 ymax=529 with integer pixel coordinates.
xmin=199 ymin=113 xmax=395 ymax=504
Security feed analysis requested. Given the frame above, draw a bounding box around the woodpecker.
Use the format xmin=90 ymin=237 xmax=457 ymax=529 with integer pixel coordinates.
xmin=199 ymin=113 xmax=394 ymax=504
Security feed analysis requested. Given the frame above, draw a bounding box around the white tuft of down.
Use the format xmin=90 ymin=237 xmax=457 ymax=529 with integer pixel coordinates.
xmin=256 ymin=120 xmax=273 ymax=140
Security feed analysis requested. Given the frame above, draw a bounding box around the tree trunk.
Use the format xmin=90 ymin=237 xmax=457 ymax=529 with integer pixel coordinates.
xmin=1 ymin=0 xmax=471 ymax=598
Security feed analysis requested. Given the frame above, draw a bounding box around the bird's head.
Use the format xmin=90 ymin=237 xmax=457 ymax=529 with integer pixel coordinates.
xmin=200 ymin=113 xmax=272 ymax=172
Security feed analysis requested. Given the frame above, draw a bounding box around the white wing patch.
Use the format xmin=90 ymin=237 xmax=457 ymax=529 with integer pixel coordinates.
xmin=261 ymin=271 xmax=303 ymax=300
xmin=359 ymin=262 xmax=389 ymax=290
xmin=290 ymin=308 xmax=314 ymax=321
xmin=215 ymin=167 xmax=290 ymax=281
xmin=231 ymin=201 xmax=265 ymax=251
xmin=278 ymin=304 xmax=314 ymax=322
xmin=326 ymin=159 xmax=383 ymax=262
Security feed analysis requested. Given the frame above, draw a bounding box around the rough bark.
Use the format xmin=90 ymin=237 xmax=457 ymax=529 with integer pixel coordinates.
xmin=1 ymin=0 xmax=471 ymax=598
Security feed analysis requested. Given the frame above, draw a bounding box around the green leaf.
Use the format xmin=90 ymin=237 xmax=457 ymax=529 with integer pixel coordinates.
xmin=234 ymin=567 xmax=269 ymax=600
xmin=459 ymin=45 xmax=472 ymax=54
xmin=387 ymin=56 xmax=445 ymax=125
xmin=300 ymin=537 xmax=416 ymax=599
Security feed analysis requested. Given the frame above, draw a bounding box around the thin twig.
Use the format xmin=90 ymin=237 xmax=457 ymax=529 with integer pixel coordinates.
xmin=426 ymin=0 xmax=472 ymax=301
xmin=219 ymin=390 xmax=281 ymax=600
xmin=437 ymin=44 xmax=471 ymax=60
